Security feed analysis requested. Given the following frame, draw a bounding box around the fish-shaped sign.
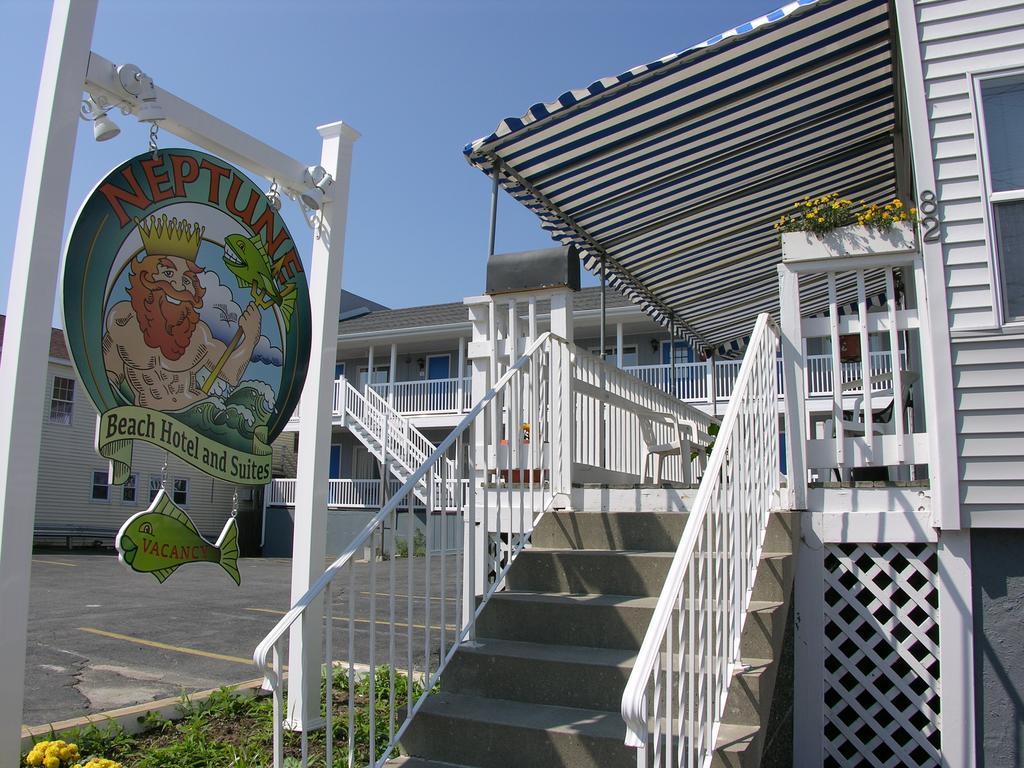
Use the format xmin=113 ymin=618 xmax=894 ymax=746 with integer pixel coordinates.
xmin=223 ymin=233 xmax=297 ymax=331
xmin=117 ymin=490 xmax=240 ymax=585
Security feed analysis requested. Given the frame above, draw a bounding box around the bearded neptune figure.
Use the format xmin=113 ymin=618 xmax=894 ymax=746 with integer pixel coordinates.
xmin=103 ymin=214 xmax=261 ymax=411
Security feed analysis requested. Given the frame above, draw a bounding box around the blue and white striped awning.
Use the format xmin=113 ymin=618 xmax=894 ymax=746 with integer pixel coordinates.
xmin=465 ymin=0 xmax=898 ymax=351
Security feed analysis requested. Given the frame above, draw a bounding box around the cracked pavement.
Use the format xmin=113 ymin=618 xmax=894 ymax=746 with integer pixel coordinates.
xmin=25 ymin=549 xmax=457 ymax=728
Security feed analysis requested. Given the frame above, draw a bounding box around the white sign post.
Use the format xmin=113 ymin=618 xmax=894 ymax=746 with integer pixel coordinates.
xmin=0 ymin=2 xmax=356 ymax=760
xmin=0 ymin=2 xmax=97 ymax=761
xmin=286 ymin=121 xmax=359 ymax=730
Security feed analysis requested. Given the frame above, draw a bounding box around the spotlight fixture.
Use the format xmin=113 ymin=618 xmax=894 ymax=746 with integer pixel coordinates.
xmin=300 ymin=165 xmax=335 ymax=210
xmin=80 ymin=97 xmax=121 ymax=142
xmin=115 ymin=63 xmax=165 ymax=123
xmin=650 ymin=338 xmax=660 ymax=354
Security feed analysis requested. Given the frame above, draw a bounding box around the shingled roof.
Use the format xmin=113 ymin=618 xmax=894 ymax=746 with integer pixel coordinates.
xmin=337 ymin=286 xmax=634 ymax=336
xmin=0 ymin=315 xmax=70 ymax=363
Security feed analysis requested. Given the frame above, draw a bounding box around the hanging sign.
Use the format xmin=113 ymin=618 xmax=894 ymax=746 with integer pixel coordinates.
xmin=117 ymin=489 xmax=240 ymax=584
xmin=62 ymin=149 xmax=310 ymax=486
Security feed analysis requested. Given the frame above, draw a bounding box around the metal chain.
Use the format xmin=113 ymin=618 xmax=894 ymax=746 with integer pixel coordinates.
xmin=160 ymin=451 xmax=168 ymax=491
xmin=149 ymin=122 xmax=159 ymax=160
xmin=231 ymin=487 xmax=239 ymax=519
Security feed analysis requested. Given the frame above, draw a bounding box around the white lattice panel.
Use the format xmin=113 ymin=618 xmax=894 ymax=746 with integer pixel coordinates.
xmin=822 ymin=543 xmax=941 ymax=767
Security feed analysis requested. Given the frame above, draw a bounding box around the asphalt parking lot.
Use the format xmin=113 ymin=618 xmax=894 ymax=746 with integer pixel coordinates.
xmin=25 ymin=547 xmax=458 ymax=728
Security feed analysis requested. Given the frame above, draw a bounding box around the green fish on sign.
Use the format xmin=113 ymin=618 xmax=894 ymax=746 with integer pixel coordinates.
xmin=117 ymin=490 xmax=240 ymax=585
xmin=223 ymin=233 xmax=297 ymax=331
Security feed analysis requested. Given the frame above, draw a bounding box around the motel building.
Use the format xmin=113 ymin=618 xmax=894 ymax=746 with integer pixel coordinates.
xmin=247 ymin=0 xmax=1024 ymax=766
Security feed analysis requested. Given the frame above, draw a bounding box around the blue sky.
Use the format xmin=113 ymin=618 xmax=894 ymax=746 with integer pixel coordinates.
xmin=2 ymin=0 xmax=779 ymax=324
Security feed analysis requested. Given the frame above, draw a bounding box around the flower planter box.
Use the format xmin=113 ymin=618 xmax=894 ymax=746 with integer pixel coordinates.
xmin=496 ymin=440 xmax=548 ymax=484
xmin=781 ymin=221 xmax=917 ymax=264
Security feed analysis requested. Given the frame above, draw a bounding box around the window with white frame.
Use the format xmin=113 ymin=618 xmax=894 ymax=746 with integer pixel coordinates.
xmin=122 ymin=474 xmax=137 ymax=504
xmin=590 ymin=345 xmax=638 ymax=367
xmin=149 ymin=476 xmax=162 ymax=503
xmin=91 ymin=470 xmax=109 ymax=501
xmin=172 ymin=478 xmax=189 ymax=506
xmin=49 ymin=376 xmax=75 ymax=425
xmin=978 ymin=73 xmax=1024 ymax=323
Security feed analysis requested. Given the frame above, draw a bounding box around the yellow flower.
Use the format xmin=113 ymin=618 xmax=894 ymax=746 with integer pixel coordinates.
xmin=817 ymin=217 xmax=825 ymax=223
xmin=43 ymin=757 xmax=60 ymax=768
xmin=893 ymin=198 xmax=903 ymax=208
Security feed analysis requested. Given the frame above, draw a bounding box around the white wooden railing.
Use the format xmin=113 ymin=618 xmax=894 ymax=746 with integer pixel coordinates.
xmin=780 ymin=260 xmax=926 ymax=498
xmin=370 ymin=377 xmax=472 ymax=414
xmin=268 ymin=477 xmax=472 ymax=510
xmin=621 ymin=313 xmax=782 ymax=764
xmin=573 ymin=351 xmax=716 ymax=484
xmin=254 ymin=327 xmax=730 ymax=767
xmin=297 ymin=355 xmax=901 ymax=424
xmin=253 ymin=332 xmax=565 ymax=768
xmin=626 ymin=362 xmax=710 ymax=402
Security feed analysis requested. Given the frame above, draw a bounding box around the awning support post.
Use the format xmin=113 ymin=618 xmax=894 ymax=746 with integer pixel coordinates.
xmin=599 ymin=254 xmax=607 ymax=468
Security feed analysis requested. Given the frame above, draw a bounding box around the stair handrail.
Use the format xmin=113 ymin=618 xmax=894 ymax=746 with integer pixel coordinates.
xmin=365 ymin=385 xmax=433 ymax=462
xmin=253 ymin=331 xmax=562 ymax=768
xmin=620 ymin=313 xmax=782 ymax=764
xmin=359 ymin=378 xmax=458 ymax=483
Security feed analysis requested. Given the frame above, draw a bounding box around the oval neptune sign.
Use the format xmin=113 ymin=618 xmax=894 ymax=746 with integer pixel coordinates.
xmin=62 ymin=149 xmax=310 ymax=486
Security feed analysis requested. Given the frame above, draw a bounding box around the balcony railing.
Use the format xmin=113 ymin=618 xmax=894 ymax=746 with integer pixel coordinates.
xmin=622 ymin=351 xmax=905 ymax=402
xmin=369 ymin=377 xmax=471 ymax=415
xmin=291 ymin=354 xmax=907 ymax=422
xmin=267 ymin=477 xmax=471 ymax=509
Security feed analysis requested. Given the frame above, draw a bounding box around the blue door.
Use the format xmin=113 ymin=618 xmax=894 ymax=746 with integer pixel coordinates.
xmin=661 ymin=342 xmax=692 ymax=397
xmin=427 ymin=355 xmax=450 ymax=379
xmin=329 ymin=444 xmax=341 ymax=479
xmin=427 ymin=356 xmax=451 ymax=410
xmin=661 ymin=341 xmax=692 ymax=364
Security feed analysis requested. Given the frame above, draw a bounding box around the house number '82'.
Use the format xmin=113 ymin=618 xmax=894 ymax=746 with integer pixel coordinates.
xmin=919 ymin=190 xmax=940 ymax=243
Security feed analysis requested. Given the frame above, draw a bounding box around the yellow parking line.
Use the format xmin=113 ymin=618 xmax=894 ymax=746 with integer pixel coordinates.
xmin=78 ymin=627 xmax=252 ymax=667
xmin=245 ymin=607 xmax=456 ymax=632
xmin=33 ymin=559 xmax=77 ymax=567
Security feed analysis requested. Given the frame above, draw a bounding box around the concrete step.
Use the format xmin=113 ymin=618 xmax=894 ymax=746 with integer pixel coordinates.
xmin=387 ymin=758 xmax=473 ymax=768
xmin=712 ymin=722 xmax=761 ymax=768
xmin=399 ymin=691 xmax=636 ymax=768
xmin=532 ymin=510 xmax=686 ymax=551
xmin=720 ymin=659 xmax=773 ymax=728
xmin=738 ymin=599 xmax=787 ymax=661
xmin=475 ymin=591 xmax=658 ymax=650
xmin=762 ymin=510 xmax=798 ymax=554
xmin=506 ymin=548 xmax=675 ymax=597
xmin=751 ymin=552 xmax=795 ymax=603
xmin=442 ymin=638 xmax=636 ymax=712
xmin=477 ymin=589 xmax=784 ymax=658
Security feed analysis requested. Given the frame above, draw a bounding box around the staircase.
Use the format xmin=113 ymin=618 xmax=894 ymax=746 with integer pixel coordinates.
xmin=338 ymin=378 xmax=455 ymax=504
xmin=393 ymin=505 xmax=796 ymax=768
xmin=254 ymin=321 xmax=781 ymax=768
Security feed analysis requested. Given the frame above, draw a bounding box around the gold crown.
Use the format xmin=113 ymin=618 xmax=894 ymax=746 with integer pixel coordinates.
xmin=136 ymin=214 xmax=204 ymax=261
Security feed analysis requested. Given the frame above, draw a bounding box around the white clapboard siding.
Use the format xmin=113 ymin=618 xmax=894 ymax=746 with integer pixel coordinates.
xmin=917 ymin=0 xmax=1024 ymax=525
xmin=36 ymin=360 xmax=237 ymax=540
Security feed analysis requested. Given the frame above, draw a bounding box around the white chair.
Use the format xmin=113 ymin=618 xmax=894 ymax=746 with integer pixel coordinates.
xmin=823 ymin=371 xmax=919 ymax=439
xmin=822 ymin=371 xmax=918 ymax=481
xmin=640 ymin=413 xmax=706 ymax=485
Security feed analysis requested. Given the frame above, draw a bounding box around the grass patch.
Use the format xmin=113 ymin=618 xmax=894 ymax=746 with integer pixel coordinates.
xmin=24 ymin=667 xmax=427 ymax=768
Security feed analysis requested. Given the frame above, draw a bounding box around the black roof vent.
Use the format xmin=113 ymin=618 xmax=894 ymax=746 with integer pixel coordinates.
xmin=485 ymin=245 xmax=580 ymax=296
